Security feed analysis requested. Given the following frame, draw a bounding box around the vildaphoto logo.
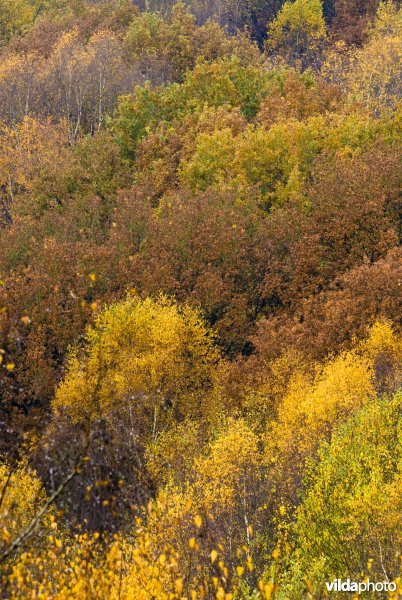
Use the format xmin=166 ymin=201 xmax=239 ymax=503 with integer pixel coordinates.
xmin=325 ymin=579 xmax=397 ymax=594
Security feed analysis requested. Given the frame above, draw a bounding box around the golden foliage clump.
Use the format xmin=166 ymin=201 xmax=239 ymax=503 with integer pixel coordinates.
xmin=266 ymin=321 xmax=399 ymax=462
xmin=0 ymin=117 xmax=68 ymax=220
xmin=5 ymin=532 xmax=127 ymax=599
xmin=131 ymin=419 xmax=264 ymax=596
xmin=265 ymin=0 xmax=326 ymax=67
xmin=0 ymin=463 xmax=47 ymax=546
xmin=287 ymin=391 xmax=402 ymax=594
xmin=347 ymin=35 xmax=402 ymax=115
xmin=53 ymin=295 xmax=219 ymax=436
xmin=322 ymin=2 xmax=402 ymax=115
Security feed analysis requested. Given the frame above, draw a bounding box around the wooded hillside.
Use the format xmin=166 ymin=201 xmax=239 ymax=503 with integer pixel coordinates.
xmin=0 ymin=1 xmax=401 ymax=597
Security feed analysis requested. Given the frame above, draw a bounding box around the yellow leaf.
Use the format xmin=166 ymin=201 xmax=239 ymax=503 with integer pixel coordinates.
xmin=264 ymin=582 xmax=275 ymax=599
xmin=194 ymin=515 xmax=202 ymax=528
xmin=2 ymin=530 xmax=11 ymax=543
xmin=210 ymin=549 xmax=218 ymax=563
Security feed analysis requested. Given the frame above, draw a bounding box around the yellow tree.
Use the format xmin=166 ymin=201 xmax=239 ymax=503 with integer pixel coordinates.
xmin=53 ymin=295 xmax=219 ymax=443
xmin=139 ymin=418 xmax=263 ymax=596
xmin=0 ymin=463 xmax=47 ymax=549
xmin=263 ymin=321 xmax=401 ymax=511
xmin=266 ymin=0 xmax=326 ymax=68
xmin=0 ymin=117 xmax=68 ymax=223
xmin=346 ymin=2 xmax=402 ymax=115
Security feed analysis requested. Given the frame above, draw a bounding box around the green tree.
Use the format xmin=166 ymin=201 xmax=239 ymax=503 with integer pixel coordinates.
xmin=284 ymin=392 xmax=401 ymax=595
xmin=0 ymin=0 xmax=36 ymax=43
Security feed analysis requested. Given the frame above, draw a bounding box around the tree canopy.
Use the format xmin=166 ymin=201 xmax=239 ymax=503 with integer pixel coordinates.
xmin=0 ymin=0 xmax=401 ymax=597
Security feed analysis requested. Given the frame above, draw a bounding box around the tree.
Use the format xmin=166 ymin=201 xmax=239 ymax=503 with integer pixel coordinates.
xmin=346 ymin=2 xmax=402 ymax=115
xmin=251 ymin=246 xmax=402 ymax=363
xmin=0 ymin=0 xmax=37 ymax=44
xmin=0 ymin=463 xmax=47 ymax=549
xmin=331 ymin=0 xmax=380 ymax=45
xmin=265 ymin=0 xmax=326 ymax=68
xmin=112 ymin=56 xmax=272 ymax=159
xmin=0 ymin=26 xmax=140 ymax=136
xmin=42 ymin=29 xmax=138 ymax=138
xmin=370 ymin=1 xmax=402 ymax=39
xmin=0 ymin=126 xmax=130 ymax=454
xmin=141 ymin=418 xmax=266 ymax=593
xmin=256 ymin=141 xmax=401 ymax=315
xmin=0 ymin=53 xmax=43 ymax=124
xmin=255 ymin=68 xmax=342 ymax=125
xmin=118 ymin=187 xmax=266 ymax=354
xmin=286 ymin=392 xmax=401 ymax=594
xmin=53 ymin=295 xmax=219 ymax=440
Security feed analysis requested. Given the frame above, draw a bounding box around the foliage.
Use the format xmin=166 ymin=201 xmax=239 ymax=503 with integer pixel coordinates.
xmin=252 ymin=246 xmax=402 ymax=362
xmin=124 ymin=3 xmax=257 ymax=84
xmin=113 ymin=56 xmax=271 ymax=160
xmin=284 ymin=392 xmax=402 ymax=595
xmin=0 ymin=0 xmax=38 ymax=43
xmin=330 ymin=0 xmax=381 ymax=45
xmin=266 ymin=0 xmax=326 ymax=67
xmin=53 ymin=295 xmax=219 ymax=436
xmin=0 ymin=1 xmax=401 ymax=597
xmin=0 ymin=462 xmax=48 ymax=546
xmin=347 ymin=18 xmax=402 ymax=115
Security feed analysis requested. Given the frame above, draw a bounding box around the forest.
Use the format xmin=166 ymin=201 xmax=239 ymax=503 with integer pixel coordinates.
xmin=0 ymin=0 xmax=401 ymax=597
